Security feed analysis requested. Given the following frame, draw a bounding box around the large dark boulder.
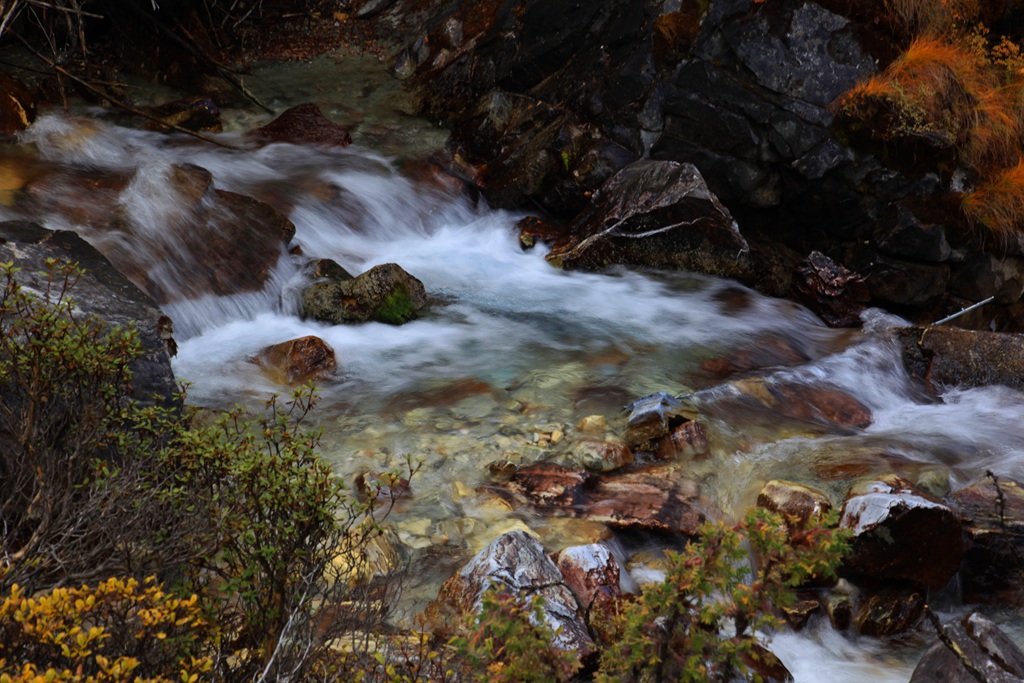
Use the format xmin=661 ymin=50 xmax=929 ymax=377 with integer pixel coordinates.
xmin=546 ymin=160 xmax=751 ymax=281
xmin=840 ymin=475 xmax=964 ymax=590
xmin=0 ymin=221 xmax=177 ymax=406
xmin=896 ymin=326 xmax=1024 ymax=392
xmin=954 ymin=478 xmax=1024 ymax=606
xmin=910 ymin=612 xmax=1024 ymax=683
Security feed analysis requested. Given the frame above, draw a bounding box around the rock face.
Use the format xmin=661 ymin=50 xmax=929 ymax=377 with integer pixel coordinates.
xmin=554 ymin=543 xmax=622 ymax=612
xmin=500 ymin=462 xmax=705 ymax=535
xmin=910 ymin=612 xmax=1024 ymax=683
xmin=896 ymin=326 xmax=1024 ymax=392
xmin=0 ymin=221 xmax=177 ymax=406
xmin=854 ymin=589 xmax=925 ymax=637
xmin=402 ymin=0 xmax=1024 ymax=330
xmin=840 ymin=475 xmax=964 ymax=590
xmin=430 ymin=530 xmax=595 ymax=656
xmin=573 ymin=438 xmax=633 ymax=473
xmin=252 ymin=336 xmax=337 ymax=385
xmin=301 ymin=263 xmax=428 ymax=325
xmin=546 ymin=160 xmax=750 ymax=281
xmin=0 ymin=72 xmax=35 ymax=136
xmin=954 ymin=478 xmax=1024 ymax=606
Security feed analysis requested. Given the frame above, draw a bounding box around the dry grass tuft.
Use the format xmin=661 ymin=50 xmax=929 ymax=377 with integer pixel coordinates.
xmin=961 ymin=160 xmax=1024 ymax=236
xmin=885 ymin=0 xmax=980 ymax=35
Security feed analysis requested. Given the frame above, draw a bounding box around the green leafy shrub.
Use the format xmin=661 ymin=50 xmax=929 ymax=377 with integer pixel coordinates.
xmin=0 ymin=259 xmax=409 ymax=681
xmin=595 ymin=507 xmax=850 ymax=683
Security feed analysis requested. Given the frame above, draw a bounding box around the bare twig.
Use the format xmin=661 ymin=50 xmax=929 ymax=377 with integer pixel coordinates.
xmin=13 ymin=31 xmax=242 ymax=150
xmin=924 ymin=607 xmax=987 ymax=683
xmin=987 ymin=470 xmax=1007 ymax=530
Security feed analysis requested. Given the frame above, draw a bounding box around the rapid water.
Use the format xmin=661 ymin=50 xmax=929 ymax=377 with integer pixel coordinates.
xmin=5 ymin=94 xmax=1024 ymax=680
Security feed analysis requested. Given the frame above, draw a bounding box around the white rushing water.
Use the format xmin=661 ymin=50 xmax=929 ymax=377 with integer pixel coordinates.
xmin=10 ymin=112 xmax=1024 ymax=681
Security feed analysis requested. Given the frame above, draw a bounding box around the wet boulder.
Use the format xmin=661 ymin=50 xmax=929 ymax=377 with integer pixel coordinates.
xmin=694 ymin=376 xmax=872 ymax=432
xmin=854 ymin=589 xmax=926 ymax=637
xmin=840 ymin=475 xmax=964 ymax=590
xmin=554 ymin=543 xmax=622 ymax=612
xmin=249 ymin=103 xmax=352 ymax=147
xmin=429 ymin=530 xmax=595 ymax=657
xmin=547 ymin=160 xmax=750 ymax=281
xmin=910 ymin=612 xmax=1024 ymax=683
xmin=251 ymin=335 xmax=337 ymax=385
xmin=654 ymin=420 xmax=709 ymax=460
xmin=954 ymin=477 xmax=1024 ymax=606
xmin=699 ymin=333 xmax=810 ymax=382
xmin=301 ymin=263 xmax=427 ymax=325
xmin=0 ymin=221 xmax=177 ymax=407
xmin=757 ymin=479 xmax=832 ymax=530
xmin=501 ymin=462 xmax=705 ymax=535
xmin=18 ymin=163 xmax=296 ymax=304
xmin=896 ymin=326 xmax=1024 ymax=392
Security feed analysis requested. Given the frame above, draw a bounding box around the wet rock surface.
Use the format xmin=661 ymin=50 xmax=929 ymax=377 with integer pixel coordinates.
xmin=500 ymin=462 xmax=705 ymax=535
xmin=896 ymin=326 xmax=1024 ymax=392
xmin=0 ymin=72 xmax=36 ymax=136
xmin=840 ymin=475 xmax=964 ymax=590
xmin=954 ymin=478 xmax=1024 ymax=606
xmin=757 ymin=479 xmax=832 ymax=530
xmin=251 ymin=335 xmax=337 ymax=385
xmin=794 ymin=251 xmax=869 ymax=328
xmin=553 ymin=543 xmax=622 ymax=612
xmin=854 ymin=589 xmax=925 ymax=637
xmin=0 ymin=221 xmax=177 ymax=407
xmin=301 ymin=262 xmax=428 ymax=325
xmin=250 ymin=103 xmax=353 ymax=147
xmin=546 ymin=160 xmax=750 ymax=281
xmin=910 ymin=612 xmax=1024 ymax=683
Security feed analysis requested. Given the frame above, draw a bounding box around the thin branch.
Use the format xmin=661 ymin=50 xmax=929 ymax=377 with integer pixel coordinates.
xmin=13 ymin=32 xmax=242 ymax=150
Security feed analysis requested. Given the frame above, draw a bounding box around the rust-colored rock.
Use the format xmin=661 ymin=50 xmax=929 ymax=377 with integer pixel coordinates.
xmin=517 ymin=215 xmax=568 ymax=251
xmin=954 ymin=477 xmax=1024 ymax=606
xmin=250 ymin=103 xmax=353 ymax=147
xmin=252 ymin=335 xmax=336 ymax=385
xmin=655 ymin=420 xmax=709 ymax=460
xmin=554 ymin=543 xmax=622 ymax=612
xmin=794 ymin=251 xmax=870 ymax=327
xmin=700 ymin=334 xmax=810 ymax=381
xmin=757 ymin=479 xmax=833 ymax=530
xmin=501 ymin=462 xmax=705 ymax=535
xmin=840 ymin=475 xmax=963 ymax=590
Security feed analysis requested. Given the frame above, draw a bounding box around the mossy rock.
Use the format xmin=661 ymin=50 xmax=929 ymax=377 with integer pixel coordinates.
xmin=301 ymin=262 xmax=427 ymax=325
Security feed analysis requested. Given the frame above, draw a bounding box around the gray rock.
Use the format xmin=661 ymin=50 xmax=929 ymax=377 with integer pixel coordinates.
xmin=910 ymin=612 xmax=1024 ymax=683
xmin=0 ymin=221 xmax=177 ymax=407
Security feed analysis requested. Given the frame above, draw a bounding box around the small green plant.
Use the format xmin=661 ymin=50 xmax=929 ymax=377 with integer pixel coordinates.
xmin=596 ymin=507 xmax=850 ymax=683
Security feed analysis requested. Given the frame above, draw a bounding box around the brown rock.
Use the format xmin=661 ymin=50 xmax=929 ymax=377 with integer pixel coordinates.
xmin=896 ymin=326 xmax=1024 ymax=392
xmin=654 ymin=419 xmax=709 ymax=460
xmin=757 ymin=479 xmax=832 ymax=530
xmin=250 ymin=103 xmax=352 ymax=147
xmin=782 ymin=598 xmax=821 ymax=631
xmin=252 ymin=335 xmax=336 ymax=385
xmin=502 ymin=462 xmax=705 ymax=535
xmin=954 ymin=477 xmax=1024 ymax=606
xmin=840 ymin=475 xmax=964 ymax=590
xmin=854 ymin=589 xmax=925 ymax=637
xmin=700 ymin=334 xmax=811 ymax=381
xmin=554 ymin=543 xmax=622 ymax=611
xmin=517 ymin=215 xmax=568 ymax=251
xmin=696 ymin=377 xmax=872 ymax=431
xmin=625 ymin=392 xmax=696 ymax=450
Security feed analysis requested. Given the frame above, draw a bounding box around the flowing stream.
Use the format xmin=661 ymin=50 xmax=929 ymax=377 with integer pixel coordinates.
xmin=3 ymin=53 xmax=1024 ymax=682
